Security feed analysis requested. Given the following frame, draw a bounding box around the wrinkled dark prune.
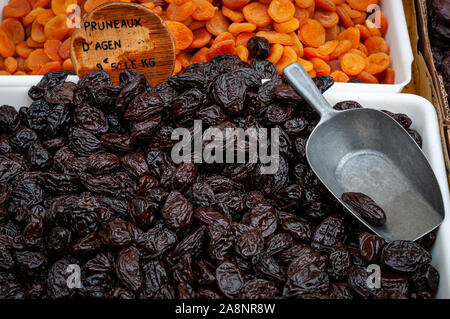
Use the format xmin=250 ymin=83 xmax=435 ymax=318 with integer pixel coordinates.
xmin=247 ymin=37 xmax=270 ymax=60
xmin=381 ymin=241 xmax=431 ymax=274
xmin=211 ymin=73 xmax=247 ymax=115
xmin=381 ymin=110 xmax=412 ymax=129
xmin=10 ymin=127 xmax=38 ymax=153
xmin=74 ymin=104 xmax=109 ymax=135
xmin=162 ymin=191 xmax=193 ymax=230
xmin=347 ymin=265 xmax=379 ymax=298
xmin=312 ymin=214 xmax=346 ymax=251
xmin=333 ymin=100 xmax=363 ymax=110
xmin=125 ymin=92 xmax=164 ymax=121
xmin=130 ymin=114 xmax=162 ymax=144
xmin=167 ymin=72 xmax=206 ymax=91
xmin=375 ymin=272 xmax=410 ymax=299
xmin=313 ymin=76 xmax=334 ymax=93
xmin=216 ymin=261 xmax=244 ymax=298
xmin=342 ymin=192 xmax=386 ymax=226
xmin=69 ymin=127 xmax=105 ymax=156
xmin=240 ymin=279 xmax=279 ymax=299
xmin=250 ymin=60 xmax=279 ymax=80
xmin=116 ymin=246 xmax=142 ymax=292
xmin=407 ymin=129 xmax=423 ymax=148
xmin=116 ymin=73 xmax=150 ymax=113
xmin=0 ymin=105 xmax=20 ymax=133
xmin=358 ymin=232 xmax=386 ymax=263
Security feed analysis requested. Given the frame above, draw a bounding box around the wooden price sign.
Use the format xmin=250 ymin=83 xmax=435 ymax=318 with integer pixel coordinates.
xmin=70 ymin=2 xmax=176 ymax=86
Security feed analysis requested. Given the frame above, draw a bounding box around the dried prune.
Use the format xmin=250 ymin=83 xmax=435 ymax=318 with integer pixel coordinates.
xmin=211 ymin=73 xmax=247 ymax=115
xmin=333 ymin=100 xmax=362 ymax=110
xmin=216 ymin=261 xmax=244 ymax=298
xmin=381 ymin=241 xmax=431 ymax=274
xmin=74 ymin=104 xmax=109 ymax=136
xmin=358 ymin=232 xmax=386 ymax=263
xmin=0 ymin=105 xmax=20 ymax=133
xmin=116 ymin=246 xmax=142 ymax=292
xmin=247 ymin=37 xmax=270 ymax=60
xmin=342 ymin=192 xmax=386 ymax=226
xmin=125 ymin=92 xmax=164 ymax=121
xmin=162 ymin=191 xmax=193 ymax=230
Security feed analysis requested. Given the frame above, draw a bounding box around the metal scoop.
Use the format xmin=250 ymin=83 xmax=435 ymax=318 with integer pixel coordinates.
xmin=283 ymin=63 xmax=445 ymax=241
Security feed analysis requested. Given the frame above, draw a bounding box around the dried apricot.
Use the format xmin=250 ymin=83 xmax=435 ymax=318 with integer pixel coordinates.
xmin=330 ymin=70 xmax=349 ymax=82
xmin=242 ymin=2 xmax=272 ymax=27
xmin=23 ymin=7 xmax=44 ymax=26
xmin=336 ymin=5 xmax=353 ymax=28
xmin=188 ymin=21 xmax=205 ymax=30
xmin=310 ymin=57 xmax=330 ymax=75
xmin=0 ymin=29 xmax=16 ymax=58
xmin=256 ymin=31 xmax=294 ymax=45
xmin=356 ymin=70 xmax=378 ymax=83
xmin=314 ymin=10 xmax=339 ymax=28
xmin=16 ymin=41 xmax=33 ymax=58
xmin=26 ymin=36 xmax=43 ymax=48
xmin=290 ymin=32 xmax=304 ymax=57
xmin=299 ymin=18 xmax=325 ymax=47
xmin=346 ymin=0 xmax=378 ymax=11
xmin=44 ymin=14 xmax=69 ymax=41
xmin=191 ymin=47 xmax=209 ymax=63
xmin=235 ymin=45 xmax=249 ymax=61
xmin=3 ymin=0 xmax=31 ymax=19
xmin=222 ymin=6 xmax=245 ymax=22
xmin=336 ymin=26 xmax=359 ymax=48
xmin=62 ymin=58 xmax=72 ymax=70
xmin=297 ymin=57 xmax=313 ymax=72
xmin=341 ymin=52 xmax=366 ymax=75
xmin=173 ymin=59 xmax=182 ymax=75
xmin=205 ymin=9 xmax=230 ymax=36
xmin=275 ymin=45 xmax=297 ymax=73
xmin=325 ymin=24 xmax=340 ymax=40
xmin=51 ymin=0 xmax=77 ymax=15
xmin=44 ymin=39 xmax=62 ymax=61
xmin=212 ymin=31 xmax=234 ymax=45
xmin=36 ymin=9 xmax=55 ymax=25
xmin=4 ymin=57 xmax=18 ymax=73
xmin=31 ymin=60 xmax=61 ymax=74
xmin=31 ymin=21 xmax=45 ymax=43
xmin=364 ymin=52 xmax=390 ymax=74
xmin=192 ymin=0 xmax=216 ymax=21
xmin=25 ymin=48 xmax=50 ymax=71
xmin=315 ymin=0 xmax=336 ymax=12
xmin=167 ymin=1 xmax=196 ymax=21
xmin=206 ymin=39 xmax=235 ymax=60
xmin=235 ymin=32 xmax=255 ymax=47
xmin=381 ymin=67 xmax=395 ymax=84
xmin=177 ymin=51 xmax=191 ymax=67
xmin=58 ymin=38 xmax=70 ymax=60
xmin=189 ymin=28 xmax=212 ymax=48
xmin=267 ymin=43 xmax=284 ymax=64
xmin=317 ymin=40 xmax=338 ymax=55
xmin=228 ymin=22 xmax=256 ymax=35
xmin=223 ymin=0 xmax=250 ymax=9
xmin=295 ymin=0 xmax=313 ymax=9
xmin=166 ymin=20 xmax=194 ymax=50
xmin=0 ymin=71 xmax=12 ymax=75
xmin=356 ymin=24 xmax=371 ymax=40
xmin=303 ymin=47 xmax=328 ymax=61
xmin=274 ymin=18 xmax=299 ymax=33
xmin=268 ymin=0 xmax=295 ymax=23
xmin=347 ymin=48 xmax=366 ymax=58
xmin=1 ymin=18 xmax=25 ymax=44
xmin=294 ymin=7 xmax=309 ymax=25
xmin=364 ymin=36 xmax=389 ymax=55
xmin=329 ymin=39 xmax=351 ymax=59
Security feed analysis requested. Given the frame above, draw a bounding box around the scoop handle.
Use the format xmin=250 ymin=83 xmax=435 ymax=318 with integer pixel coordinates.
xmin=283 ymin=63 xmax=336 ymax=120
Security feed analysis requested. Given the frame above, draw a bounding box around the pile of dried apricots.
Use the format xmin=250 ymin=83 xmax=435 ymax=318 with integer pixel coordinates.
xmin=0 ymin=0 xmax=395 ymax=84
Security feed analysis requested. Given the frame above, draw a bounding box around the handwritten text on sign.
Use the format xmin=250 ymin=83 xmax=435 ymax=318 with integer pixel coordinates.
xmin=70 ymin=2 xmax=175 ymax=86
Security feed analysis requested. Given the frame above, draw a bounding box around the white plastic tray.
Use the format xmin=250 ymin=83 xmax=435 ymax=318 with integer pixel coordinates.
xmin=0 ymin=0 xmax=413 ymax=92
xmin=0 ymin=79 xmax=449 ymax=298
